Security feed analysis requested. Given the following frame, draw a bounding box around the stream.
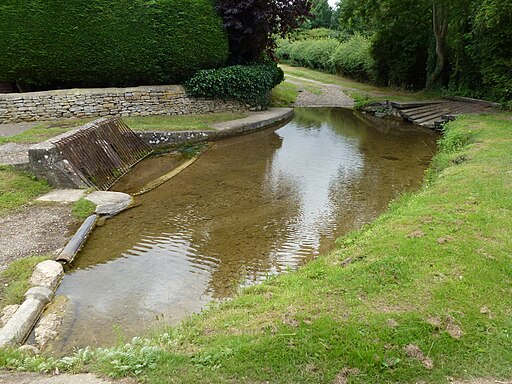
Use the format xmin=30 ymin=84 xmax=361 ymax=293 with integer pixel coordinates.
xmin=51 ymin=108 xmax=438 ymax=354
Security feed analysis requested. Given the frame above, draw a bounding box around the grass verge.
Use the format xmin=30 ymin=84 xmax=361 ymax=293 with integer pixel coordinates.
xmin=271 ymin=81 xmax=300 ymax=107
xmin=0 ymin=113 xmax=249 ymax=144
xmin=0 ymin=165 xmax=50 ymax=216
xmin=0 ymin=255 xmax=50 ymax=307
xmin=0 ymin=119 xmax=91 ymax=144
xmin=1 ymin=113 xmax=510 ymax=383
xmin=124 ymin=112 xmax=248 ymax=132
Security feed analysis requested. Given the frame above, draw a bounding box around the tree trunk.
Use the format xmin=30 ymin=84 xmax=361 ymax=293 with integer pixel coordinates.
xmin=426 ymin=3 xmax=448 ymax=89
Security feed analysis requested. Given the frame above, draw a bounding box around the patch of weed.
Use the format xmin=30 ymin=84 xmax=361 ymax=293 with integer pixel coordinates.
xmin=0 ymin=255 xmax=50 ymax=306
xmin=0 ymin=165 xmax=50 ymax=215
xmin=72 ymin=197 xmax=96 ymax=220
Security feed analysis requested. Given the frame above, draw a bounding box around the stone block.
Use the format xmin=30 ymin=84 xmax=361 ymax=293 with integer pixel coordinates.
xmin=29 ymin=260 xmax=64 ymax=291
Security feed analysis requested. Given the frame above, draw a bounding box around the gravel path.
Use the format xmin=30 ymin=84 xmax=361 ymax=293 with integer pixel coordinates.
xmin=0 ymin=204 xmax=73 ymax=272
xmin=0 ymin=122 xmax=36 ymax=138
xmin=285 ymin=75 xmax=355 ymax=108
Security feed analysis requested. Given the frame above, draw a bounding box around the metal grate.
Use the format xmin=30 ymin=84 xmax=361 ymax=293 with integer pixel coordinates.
xmin=55 ymin=117 xmax=153 ymax=190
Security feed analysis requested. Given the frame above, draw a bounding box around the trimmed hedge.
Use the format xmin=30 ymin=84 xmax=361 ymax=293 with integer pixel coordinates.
xmin=0 ymin=0 xmax=228 ymax=90
xmin=185 ymin=64 xmax=284 ymax=107
xmin=277 ymin=34 xmax=376 ymax=83
xmin=331 ymin=34 xmax=376 ymax=82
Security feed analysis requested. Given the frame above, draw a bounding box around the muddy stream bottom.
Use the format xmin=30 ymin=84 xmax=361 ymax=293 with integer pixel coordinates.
xmin=51 ymin=108 xmax=438 ymax=355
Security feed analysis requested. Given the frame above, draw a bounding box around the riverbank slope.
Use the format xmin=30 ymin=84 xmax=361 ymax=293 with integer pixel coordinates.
xmin=1 ymin=111 xmax=510 ymax=384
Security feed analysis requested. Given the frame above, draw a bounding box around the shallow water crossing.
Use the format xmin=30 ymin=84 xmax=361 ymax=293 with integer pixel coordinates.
xmin=53 ymin=108 xmax=438 ymax=353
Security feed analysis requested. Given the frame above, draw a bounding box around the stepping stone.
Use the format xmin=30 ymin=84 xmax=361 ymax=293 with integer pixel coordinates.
xmin=85 ymin=191 xmax=133 ymax=216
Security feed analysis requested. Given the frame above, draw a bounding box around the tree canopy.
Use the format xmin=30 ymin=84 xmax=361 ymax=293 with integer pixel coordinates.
xmin=336 ymin=0 xmax=511 ymax=102
xmin=215 ymin=0 xmax=312 ymax=64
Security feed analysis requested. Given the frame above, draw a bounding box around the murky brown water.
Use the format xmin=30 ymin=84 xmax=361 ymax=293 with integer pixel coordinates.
xmin=53 ymin=108 xmax=437 ymax=354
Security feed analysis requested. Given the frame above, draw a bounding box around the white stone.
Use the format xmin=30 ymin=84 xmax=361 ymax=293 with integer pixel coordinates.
xmin=86 ymin=191 xmax=133 ymax=216
xmin=18 ymin=344 xmax=40 ymax=355
xmin=29 ymin=261 xmax=64 ymax=291
xmin=0 ymin=287 xmax=53 ymax=347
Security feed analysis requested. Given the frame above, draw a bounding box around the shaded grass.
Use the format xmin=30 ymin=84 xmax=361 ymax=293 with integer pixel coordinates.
xmin=0 ymin=255 xmax=50 ymax=307
xmin=0 ymin=165 xmax=50 ymax=216
xmin=271 ymin=81 xmax=300 ymax=107
xmin=0 ymin=113 xmax=249 ymax=144
xmin=2 ymin=113 xmax=510 ymax=383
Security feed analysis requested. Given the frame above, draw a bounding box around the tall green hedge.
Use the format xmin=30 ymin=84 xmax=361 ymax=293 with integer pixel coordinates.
xmin=0 ymin=0 xmax=228 ymax=90
xmin=277 ymin=35 xmax=376 ymax=83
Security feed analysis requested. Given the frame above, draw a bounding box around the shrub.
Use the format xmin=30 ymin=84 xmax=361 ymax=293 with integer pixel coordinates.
xmin=288 ymin=41 xmax=311 ymax=67
xmin=185 ymin=64 xmax=284 ymax=107
xmin=330 ymin=33 xmax=376 ymax=82
xmin=0 ymin=0 xmax=228 ymax=90
xmin=301 ymin=38 xmax=338 ymax=71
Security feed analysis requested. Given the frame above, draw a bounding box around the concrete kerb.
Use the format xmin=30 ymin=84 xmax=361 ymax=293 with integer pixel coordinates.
xmin=137 ymin=108 xmax=294 ymax=148
xmin=0 ymin=107 xmax=295 ymax=351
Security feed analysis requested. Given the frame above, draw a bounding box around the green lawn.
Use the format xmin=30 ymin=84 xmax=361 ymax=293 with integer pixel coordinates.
xmin=271 ymin=80 xmax=301 ymax=107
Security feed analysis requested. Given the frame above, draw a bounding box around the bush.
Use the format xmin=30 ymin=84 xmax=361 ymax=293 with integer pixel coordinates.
xmin=302 ymin=39 xmax=339 ymax=71
xmin=277 ymin=34 xmax=376 ymax=82
xmin=330 ymin=34 xmax=376 ymax=82
xmin=0 ymin=0 xmax=228 ymax=90
xmin=185 ymin=64 xmax=284 ymax=107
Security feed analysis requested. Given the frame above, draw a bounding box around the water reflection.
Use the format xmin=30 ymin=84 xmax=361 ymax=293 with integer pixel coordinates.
xmin=54 ymin=108 xmax=437 ymax=353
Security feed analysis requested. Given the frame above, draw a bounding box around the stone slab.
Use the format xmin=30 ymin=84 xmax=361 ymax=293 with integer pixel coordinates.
xmin=0 ymin=287 xmax=53 ymax=347
xmin=85 ymin=191 xmax=133 ymax=216
xmin=29 ymin=260 xmax=64 ymax=291
xmin=0 ymin=143 xmax=31 ymax=166
xmin=37 ymin=189 xmax=86 ymax=203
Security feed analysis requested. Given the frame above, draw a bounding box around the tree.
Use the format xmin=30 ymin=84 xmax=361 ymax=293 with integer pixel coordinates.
xmin=309 ymin=0 xmax=334 ymax=29
xmin=215 ymin=0 xmax=312 ymax=64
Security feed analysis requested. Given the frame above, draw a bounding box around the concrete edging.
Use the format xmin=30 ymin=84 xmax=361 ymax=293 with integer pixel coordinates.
xmin=137 ymin=108 xmax=294 ymax=148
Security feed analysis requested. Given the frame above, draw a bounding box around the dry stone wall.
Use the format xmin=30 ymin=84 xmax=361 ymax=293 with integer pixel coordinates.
xmin=0 ymin=85 xmax=247 ymax=123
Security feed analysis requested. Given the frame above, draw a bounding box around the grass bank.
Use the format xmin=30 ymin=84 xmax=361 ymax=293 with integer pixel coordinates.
xmin=0 ymin=256 xmax=50 ymax=307
xmin=0 ymin=165 xmax=50 ymax=216
xmin=1 ymin=113 xmax=510 ymax=383
xmin=280 ymin=64 xmax=440 ymax=106
xmin=0 ymin=112 xmax=249 ymax=144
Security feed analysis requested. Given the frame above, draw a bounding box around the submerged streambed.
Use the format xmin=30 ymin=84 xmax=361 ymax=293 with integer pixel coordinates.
xmin=53 ymin=108 xmax=438 ymax=354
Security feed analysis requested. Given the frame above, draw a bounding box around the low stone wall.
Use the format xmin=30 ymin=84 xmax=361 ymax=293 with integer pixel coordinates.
xmin=0 ymin=85 xmax=247 ymax=124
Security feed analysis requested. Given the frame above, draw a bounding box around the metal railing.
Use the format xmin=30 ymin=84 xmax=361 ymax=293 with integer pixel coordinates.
xmin=55 ymin=117 xmax=153 ymax=190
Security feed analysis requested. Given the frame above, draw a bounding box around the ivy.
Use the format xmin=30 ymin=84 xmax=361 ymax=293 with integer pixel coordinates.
xmin=185 ymin=64 xmax=284 ymax=107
